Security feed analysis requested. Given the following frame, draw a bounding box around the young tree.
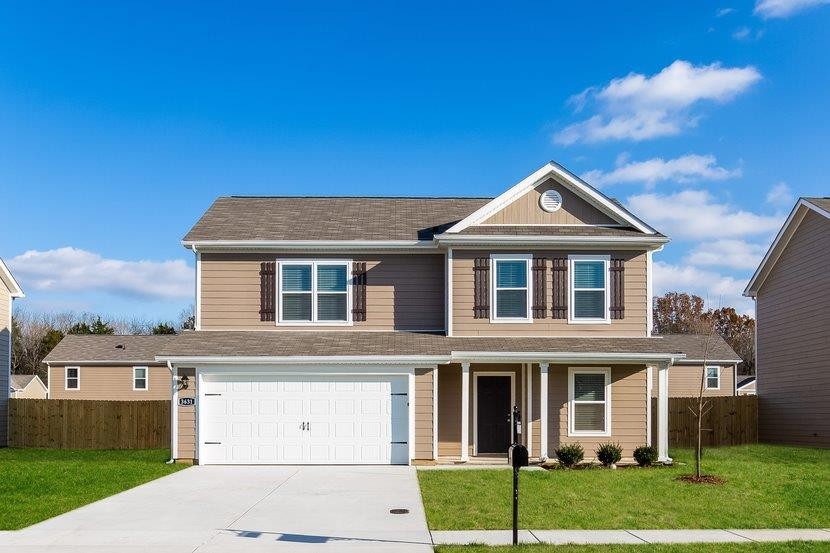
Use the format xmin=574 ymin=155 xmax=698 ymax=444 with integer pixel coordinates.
xmin=688 ymin=310 xmax=719 ymax=479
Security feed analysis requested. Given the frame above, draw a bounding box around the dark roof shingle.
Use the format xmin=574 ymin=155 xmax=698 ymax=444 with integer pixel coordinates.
xmin=43 ymin=335 xmax=173 ymax=364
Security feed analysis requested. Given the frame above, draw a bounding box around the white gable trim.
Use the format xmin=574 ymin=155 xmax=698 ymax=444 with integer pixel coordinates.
xmin=743 ymin=199 xmax=830 ymax=297
xmin=444 ymin=161 xmax=657 ymax=235
xmin=0 ymin=258 xmax=24 ymax=298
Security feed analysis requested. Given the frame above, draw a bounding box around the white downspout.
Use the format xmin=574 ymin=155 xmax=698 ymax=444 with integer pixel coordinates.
xmin=165 ymin=360 xmax=178 ymax=464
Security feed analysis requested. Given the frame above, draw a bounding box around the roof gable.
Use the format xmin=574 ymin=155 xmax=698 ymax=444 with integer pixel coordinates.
xmin=10 ymin=374 xmax=46 ymax=392
xmin=744 ymin=198 xmax=830 ymax=296
xmin=0 ymin=258 xmax=24 ymax=298
xmin=445 ymin=162 xmax=658 ymax=235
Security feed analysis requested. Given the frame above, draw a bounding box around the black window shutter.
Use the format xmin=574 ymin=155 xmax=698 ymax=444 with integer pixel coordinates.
xmin=259 ymin=261 xmax=276 ymax=322
xmin=610 ymin=258 xmax=625 ymax=319
xmin=551 ymin=257 xmax=568 ymax=319
xmin=473 ymin=257 xmax=490 ymax=319
xmin=532 ymin=258 xmax=547 ymax=319
xmin=352 ymin=262 xmax=367 ymax=322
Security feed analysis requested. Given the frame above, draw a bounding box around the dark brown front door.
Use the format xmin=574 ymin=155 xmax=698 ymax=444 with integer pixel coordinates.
xmin=476 ymin=376 xmax=512 ymax=454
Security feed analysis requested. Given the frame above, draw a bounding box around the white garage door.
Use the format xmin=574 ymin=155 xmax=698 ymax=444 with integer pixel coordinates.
xmin=199 ymin=374 xmax=409 ymax=465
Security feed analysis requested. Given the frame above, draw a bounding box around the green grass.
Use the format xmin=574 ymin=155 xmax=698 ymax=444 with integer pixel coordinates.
xmin=0 ymin=448 xmax=187 ymax=530
xmin=435 ymin=543 xmax=830 ymax=553
xmin=419 ymin=445 xmax=830 ymax=530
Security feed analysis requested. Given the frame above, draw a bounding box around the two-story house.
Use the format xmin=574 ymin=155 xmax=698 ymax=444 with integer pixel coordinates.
xmin=1 ymin=258 xmax=25 ymax=446
xmin=43 ymin=162 xmax=739 ymax=465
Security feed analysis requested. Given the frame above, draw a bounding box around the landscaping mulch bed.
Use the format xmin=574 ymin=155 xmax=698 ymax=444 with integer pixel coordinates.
xmin=678 ymin=474 xmax=726 ymax=485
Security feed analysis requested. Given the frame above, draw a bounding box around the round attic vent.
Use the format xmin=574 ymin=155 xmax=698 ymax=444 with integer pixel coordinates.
xmin=539 ymin=189 xmax=563 ymax=213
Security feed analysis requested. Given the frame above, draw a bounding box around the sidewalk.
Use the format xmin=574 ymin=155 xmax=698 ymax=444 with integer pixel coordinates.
xmin=430 ymin=528 xmax=830 ymax=546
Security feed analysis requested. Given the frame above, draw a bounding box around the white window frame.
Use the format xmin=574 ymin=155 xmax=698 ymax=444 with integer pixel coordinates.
xmin=277 ymin=259 xmax=353 ymax=326
xmin=490 ymin=253 xmax=532 ymax=323
xmin=568 ymin=367 xmax=612 ymax=437
xmin=133 ymin=366 xmax=149 ymax=391
xmin=568 ymin=254 xmax=611 ymax=324
xmin=705 ymin=365 xmax=721 ymax=390
xmin=65 ymin=366 xmax=80 ymax=391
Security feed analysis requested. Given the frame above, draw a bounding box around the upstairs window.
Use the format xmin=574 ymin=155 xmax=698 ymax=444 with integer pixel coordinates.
xmin=279 ymin=261 xmax=350 ymax=324
xmin=569 ymin=368 xmax=611 ymax=436
xmin=569 ymin=255 xmax=610 ymax=323
xmin=491 ymin=255 xmax=531 ymax=322
xmin=705 ymin=366 xmax=720 ymax=390
xmin=133 ymin=366 xmax=148 ymax=391
xmin=65 ymin=367 xmax=80 ymax=390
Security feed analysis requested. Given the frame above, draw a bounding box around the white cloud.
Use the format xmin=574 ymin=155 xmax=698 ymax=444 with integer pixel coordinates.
xmin=732 ymin=26 xmax=765 ymax=40
xmin=766 ymin=182 xmax=794 ymax=205
xmin=583 ymin=154 xmax=741 ymax=189
xmin=686 ymin=239 xmax=767 ymax=269
xmin=554 ymin=60 xmax=761 ymax=144
xmin=717 ymin=7 xmax=737 ymax=16
xmin=626 ymin=189 xmax=783 ymax=239
xmin=755 ymin=0 xmax=830 ymax=18
xmin=653 ymin=260 xmax=754 ymax=314
xmin=8 ymin=247 xmax=193 ymax=301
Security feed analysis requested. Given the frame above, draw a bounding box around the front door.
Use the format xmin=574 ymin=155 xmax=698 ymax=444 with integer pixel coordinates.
xmin=476 ymin=375 xmax=512 ymax=454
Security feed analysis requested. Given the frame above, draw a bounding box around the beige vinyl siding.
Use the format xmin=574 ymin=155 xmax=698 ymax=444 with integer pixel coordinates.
xmin=452 ymin=249 xmax=648 ymax=336
xmin=756 ymin=210 xmax=830 ymax=447
xmin=48 ymin=364 xmax=171 ymax=400
xmin=738 ymin=380 xmax=756 ymax=395
xmin=200 ymin=253 xmax=445 ymax=331
xmin=10 ymin=381 xmax=48 ymax=399
xmin=176 ymin=368 xmax=197 ymax=461
xmin=482 ymin=178 xmax=618 ymax=226
xmin=0 ymin=284 xmax=10 ymax=445
xmin=414 ymin=367 xmax=435 ymax=459
xmin=650 ymin=364 xmax=736 ymax=398
xmin=549 ymin=365 xmax=648 ymax=460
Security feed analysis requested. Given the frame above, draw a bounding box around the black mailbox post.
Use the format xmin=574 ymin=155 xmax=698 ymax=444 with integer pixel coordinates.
xmin=508 ymin=405 xmax=529 ymax=545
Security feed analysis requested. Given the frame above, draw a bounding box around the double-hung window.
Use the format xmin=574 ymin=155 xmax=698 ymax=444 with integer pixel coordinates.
xmin=705 ymin=366 xmax=720 ymax=390
xmin=569 ymin=368 xmax=611 ymax=436
xmin=279 ymin=260 xmax=351 ymax=324
xmin=65 ymin=367 xmax=80 ymax=390
xmin=133 ymin=366 xmax=148 ymax=391
xmin=569 ymin=255 xmax=610 ymax=323
xmin=491 ymin=255 xmax=531 ymax=322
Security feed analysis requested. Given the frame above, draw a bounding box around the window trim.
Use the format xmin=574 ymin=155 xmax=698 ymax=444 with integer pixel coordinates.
xmin=133 ymin=366 xmax=149 ymax=391
xmin=65 ymin=366 xmax=80 ymax=391
xmin=277 ymin=259 xmax=353 ymax=326
xmin=705 ymin=365 xmax=721 ymax=390
xmin=568 ymin=367 xmax=612 ymax=437
xmin=568 ymin=254 xmax=611 ymax=324
xmin=489 ymin=253 xmax=533 ymax=323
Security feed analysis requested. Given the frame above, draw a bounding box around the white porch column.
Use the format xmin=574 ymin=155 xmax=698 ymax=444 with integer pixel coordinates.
xmin=657 ymin=362 xmax=672 ymax=463
xmin=646 ymin=366 xmax=653 ymax=447
xmin=539 ymin=362 xmax=549 ymax=461
xmin=460 ymin=362 xmax=470 ymax=461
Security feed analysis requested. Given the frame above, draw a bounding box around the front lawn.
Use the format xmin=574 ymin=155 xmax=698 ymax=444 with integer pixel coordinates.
xmin=0 ymin=448 xmax=187 ymax=530
xmin=435 ymin=543 xmax=830 ymax=553
xmin=419 ymin=445 xmax=830 ymax=530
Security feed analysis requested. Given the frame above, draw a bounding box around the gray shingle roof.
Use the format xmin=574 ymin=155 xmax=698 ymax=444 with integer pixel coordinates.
xmin=43 ymin=335 xmax=173 ymax=364
xmin=10 ymin=374 xmax=39 ymax=390
xmin=656 ymin=334 xmax=741 ymax=362
xmin=183 ymin=197 xmax=490 ymax=242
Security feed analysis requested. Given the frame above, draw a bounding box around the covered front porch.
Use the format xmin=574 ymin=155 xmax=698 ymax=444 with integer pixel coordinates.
xmin=432 ymin=358 xmax=673 ymax=465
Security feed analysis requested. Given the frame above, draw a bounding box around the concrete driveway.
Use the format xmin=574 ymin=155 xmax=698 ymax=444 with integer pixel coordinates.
xmin=0 ymin=466 xmax=433 ymax=552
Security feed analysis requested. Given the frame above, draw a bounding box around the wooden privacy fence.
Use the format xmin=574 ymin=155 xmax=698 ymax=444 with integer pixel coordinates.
xmin=8 ymin=399 xmax=170 ymax=449
xmin=652 ymin=395 xmax=758 ymax=448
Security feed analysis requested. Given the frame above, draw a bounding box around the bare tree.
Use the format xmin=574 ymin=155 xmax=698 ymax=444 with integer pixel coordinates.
xmin=688 ymin=303 xmax=720 ymax=479
xmin=179 ymin=304 xmax=196 ymax=331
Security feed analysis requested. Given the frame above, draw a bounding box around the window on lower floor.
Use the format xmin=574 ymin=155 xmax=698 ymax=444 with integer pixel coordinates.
xmin=279 ymin=261 xmax=350 ymax=324
xmin=133 ymin=366 xmax=148 ymax=390
xmin=569 ymin=368 xmax=610 ymax=435
xmin=65 ymin=367 xmax=80 ymax=390
xmin=705 ymin=366 xmax=720 ymax=390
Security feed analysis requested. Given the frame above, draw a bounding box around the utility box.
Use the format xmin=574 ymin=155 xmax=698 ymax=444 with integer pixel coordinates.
xmin=509 ymin=443 xmax=529 ymax=468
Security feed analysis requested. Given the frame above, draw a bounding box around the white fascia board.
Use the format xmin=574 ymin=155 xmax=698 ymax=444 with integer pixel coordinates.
xmin=0 ymin=258 xmax=24 ymax=297
xmin=744 ymin=199 xmax=830 ymax=297
xmin=675 ymin=358 xmax=742 ymax=364
xmin=44 ymin=360 xmax=163 ymax=365
xmin=182 ymin=240 xmax=438 ymax=251
xmin=451 ymin=351 xmax=685 ymax=363
xmin=155 ymin=355 xmax=451 ymax=365
xmin=445 ymin=161 xmax=658 ymax=235
xmin=435 ymin=234 xmax=669 ymax=248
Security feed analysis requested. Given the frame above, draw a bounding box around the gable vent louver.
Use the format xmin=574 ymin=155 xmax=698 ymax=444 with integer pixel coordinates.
xmin=539 ymin=190 xmax=563 ymax=213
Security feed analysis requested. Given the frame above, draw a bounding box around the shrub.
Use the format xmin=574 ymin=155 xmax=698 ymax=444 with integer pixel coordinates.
xmin=596 ymin=442 xmax=623 ymax=467
xmin=633 ymin=445 xmax=658 ymax=467
xmin=554 ymin=443 xmax=584 ymax=468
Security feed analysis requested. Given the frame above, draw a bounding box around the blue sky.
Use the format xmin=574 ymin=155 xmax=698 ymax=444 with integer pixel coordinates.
xmin=2 ymin=1 xmax=828 ymax=321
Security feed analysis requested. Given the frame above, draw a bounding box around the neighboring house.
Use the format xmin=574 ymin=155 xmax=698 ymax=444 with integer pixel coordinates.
xmin=737 ymin=375 xmax=756 ymax=396
xmin=46 ymin=162 xmax=742 ymax=465
xmin=744 ymin=197 xmax=830 ymax=448
xmin=9 ymin=374 xmax=48 ymax=399
xmin=1 ymin=258 xmax=25 ymax=446
xmin=651 ymin=335 xmax=741 ymax=398
xmin=42 ymin=335 xmax=173 ymax=400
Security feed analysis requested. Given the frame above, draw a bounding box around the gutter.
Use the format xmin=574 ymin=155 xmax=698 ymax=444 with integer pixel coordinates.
xmin=434 ymin=235 xmax=670 ymax=248
xmin=182 ymin=240 xmax=437 ymax=251
xmin=165 ymin=360 xmax=175 ymax=464
xmin=154 ymin=355 xmax=451 ymax=365
xmin=450 ymin=351 xmax=685 ymax=364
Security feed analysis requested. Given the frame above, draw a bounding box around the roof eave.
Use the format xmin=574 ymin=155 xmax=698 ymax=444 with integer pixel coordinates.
xmin=450 ymin=351 xmax=685 ymax=363
xmin=435 ymin=234 xmax=670 ymax=249
xmin=0 ymin=259 xmax=24 ymax=298
xmin=182 ymin=240 xmax=438 ymax=251
xmin=156 ymin=355 xmax=450 ymax=365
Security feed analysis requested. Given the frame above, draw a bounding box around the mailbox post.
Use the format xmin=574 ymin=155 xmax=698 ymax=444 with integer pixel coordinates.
xmin=508 ymin=405 xmax=529 ymax=546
